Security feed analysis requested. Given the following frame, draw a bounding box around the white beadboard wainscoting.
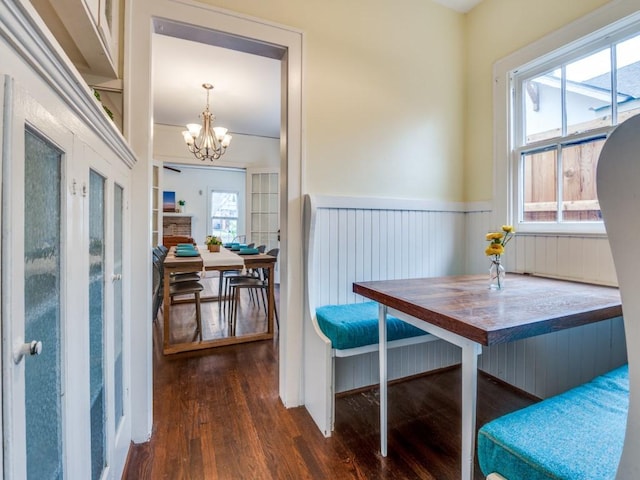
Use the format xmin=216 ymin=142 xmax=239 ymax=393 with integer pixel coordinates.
xmin=466 ymin=210 xmax=626 ymax=398
xmin=305 ymin=195 xmax=471 ymax=397
xmin=304 ymin=196 xmax=626 ymax=405
xmin=478 ymin=317 xmax=627 ymax=399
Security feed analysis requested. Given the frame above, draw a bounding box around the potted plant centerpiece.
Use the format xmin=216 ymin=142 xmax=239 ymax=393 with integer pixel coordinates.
xmin=205 ymin=235 xmax=222 ymax=252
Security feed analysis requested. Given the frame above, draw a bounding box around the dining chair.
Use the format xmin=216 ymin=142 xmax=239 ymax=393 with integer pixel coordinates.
xmin=169 ymin=278 xmax=205 ymax=341
xmin=228 ymin=248 xmax=279 ymax=334
xmin=152 ymin=253 xmax=163 ymax=321
xmin=153 ymin=246 xmax=204 ymax=340
xmin=153 ymin=245 xmax=201 ymax=302
xmin=221 ymin=244 xmax=266 ymax=313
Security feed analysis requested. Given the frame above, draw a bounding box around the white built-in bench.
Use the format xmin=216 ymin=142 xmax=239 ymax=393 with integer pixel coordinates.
xmin=303 ymin=194 xmax=467 ymax=436
xmin=308 ymin=302 xmax=439 ymax=435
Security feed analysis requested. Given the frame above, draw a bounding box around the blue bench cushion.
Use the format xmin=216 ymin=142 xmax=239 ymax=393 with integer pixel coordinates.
xmin=315 ymin=301 xmax=428 ymax=350
xmin=478 ymin=364 xmax=629 ymax=480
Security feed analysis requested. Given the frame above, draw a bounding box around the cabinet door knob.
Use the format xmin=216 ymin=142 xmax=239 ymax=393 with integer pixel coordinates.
xmin=14 ymin=340 xmax=43 ymax=364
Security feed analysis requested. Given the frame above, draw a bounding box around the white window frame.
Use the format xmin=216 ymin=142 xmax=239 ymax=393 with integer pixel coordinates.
xmin=493 ymin=3 xmax=640 ymax=236
xmin=208 ymin=189 xmax=240 ymax=243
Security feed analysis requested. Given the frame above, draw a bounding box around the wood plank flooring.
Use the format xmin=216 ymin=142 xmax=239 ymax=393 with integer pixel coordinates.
xmin=124 ymin=281 xmax=537 ymax=479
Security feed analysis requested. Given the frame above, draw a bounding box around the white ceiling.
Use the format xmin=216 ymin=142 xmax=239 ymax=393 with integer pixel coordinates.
xmin=151 ymin=0 xmax=482 ymax=142
xmin=152 ymin=32 xmax=282 ymax=139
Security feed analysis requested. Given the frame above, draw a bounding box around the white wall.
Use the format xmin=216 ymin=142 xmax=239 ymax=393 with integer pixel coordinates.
xmin=162 ymin=166 xmax=246 ymax=243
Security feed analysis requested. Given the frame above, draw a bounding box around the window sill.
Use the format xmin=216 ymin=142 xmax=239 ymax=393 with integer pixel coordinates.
xmin=515 ymin=222 xmax=607 ymax=237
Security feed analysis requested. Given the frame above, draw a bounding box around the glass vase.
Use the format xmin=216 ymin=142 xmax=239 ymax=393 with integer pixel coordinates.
xmin=489 ymin=257 xmax=505 ymax=290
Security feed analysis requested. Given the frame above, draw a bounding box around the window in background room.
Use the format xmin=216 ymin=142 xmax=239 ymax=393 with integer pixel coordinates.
xmin=512 ymin=29 xmax=640 ymax=233
xmin=210 ymin=191 xmax=239 ymax=243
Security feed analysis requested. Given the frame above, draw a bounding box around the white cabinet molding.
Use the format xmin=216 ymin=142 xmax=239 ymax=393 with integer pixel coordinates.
xmin=0 ymin=0 xmax=135 ymax=168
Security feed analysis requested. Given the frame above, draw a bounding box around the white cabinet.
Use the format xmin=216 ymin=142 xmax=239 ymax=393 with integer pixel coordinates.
xmin=30 ymin=0 xmax=121 ymax=82
xmin=1 ymin=1 xmax=136 ymax=477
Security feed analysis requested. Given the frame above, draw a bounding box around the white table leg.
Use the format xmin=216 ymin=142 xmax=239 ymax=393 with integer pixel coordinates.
xmin=461 ymin=342 xmax=481 ymax=480
xmin=379 ymin=303 xmax=388 ymax=457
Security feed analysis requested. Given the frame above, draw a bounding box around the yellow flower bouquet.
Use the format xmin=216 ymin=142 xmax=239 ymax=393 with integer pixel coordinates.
xmin=485 ymin=225 xmax=515 ymax=289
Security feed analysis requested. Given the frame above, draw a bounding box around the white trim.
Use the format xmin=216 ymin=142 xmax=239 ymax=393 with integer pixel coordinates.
xmin=311 ymin=194 xmax=491 ymax=213
xmin=0 ymin=0 xmax=136 ymax=168
xmin=492 ymin=0 xmax=640 ymax=231
xmin=0 ymin=73 xmax=5 ymax=479
xmin=333 ymin=334 xmax=437 ymax=358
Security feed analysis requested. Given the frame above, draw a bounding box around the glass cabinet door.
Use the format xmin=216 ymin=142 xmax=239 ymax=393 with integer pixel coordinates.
xmin=3 ymin=82 xmax=72 ymax=479
xmin=113 ymin=183 xmax=125 ymax=431
xmin=89 ymin=170 xmax=106 ymax=479
xmin=24 ymin=128 xmax=64 ymax=480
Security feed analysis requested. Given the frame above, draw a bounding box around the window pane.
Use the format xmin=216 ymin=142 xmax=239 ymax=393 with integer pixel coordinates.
xmin=561 ymin=139 xmax=604 ymax=221
xmin=89 ymin=170 xmax=106 ymax=480
xmin=522 ymin=149 xmax=557 ymax=222
xmin=210 ymin=191 xmax=239 ymax=243
xmin=211 ymin=192 xmax=238 ymax=218
xmin=513 ymin=20 xmax=640 ymax=232
xmin=616 ymin=34 xmax=640 ymax=124
xmin=566 ymin=48 xmax=612 ymax=135
xmin=113 ymin=184 xmax=124 ymax=429
xmin=524 ymin=70 xmax=562 ymax=143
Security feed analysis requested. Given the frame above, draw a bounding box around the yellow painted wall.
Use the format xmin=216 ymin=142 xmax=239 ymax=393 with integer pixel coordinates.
xmin=197 ymin=0 xmax=466 ymax=201
xmin=463 ymin=0 xmax=611 ymax=202
xmin=147 ymin=0 xmax=626 ymax=203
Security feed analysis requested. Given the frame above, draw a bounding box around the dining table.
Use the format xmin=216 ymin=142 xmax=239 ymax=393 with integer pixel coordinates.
xmin=352 ymin=273 xmax=622 ymax=480
xmin=162 ymin=245 xmax=277 ymax=354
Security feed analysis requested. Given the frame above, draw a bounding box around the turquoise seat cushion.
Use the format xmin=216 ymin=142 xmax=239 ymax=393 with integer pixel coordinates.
xmin=478 ymin=364 xmax=629 ymax=480
xmin=315 ymin=301 xmax=428 ymax=350
xmin=238 ymin=247 xmax=260 ymax=255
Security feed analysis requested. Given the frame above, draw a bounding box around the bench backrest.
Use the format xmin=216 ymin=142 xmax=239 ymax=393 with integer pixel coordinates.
xmin=304 ymin=194 xmax=467 ymax=312
xmin=597 ymin=113 xmax=640 ymax=478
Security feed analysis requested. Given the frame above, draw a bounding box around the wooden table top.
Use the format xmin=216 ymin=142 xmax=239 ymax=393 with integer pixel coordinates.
xmin=353 ymin=274 xmax=622 ymax=346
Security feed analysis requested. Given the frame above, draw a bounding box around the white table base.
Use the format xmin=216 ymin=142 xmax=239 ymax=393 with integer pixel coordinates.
xmin=378 ymin=304 xmax=482 ymax=480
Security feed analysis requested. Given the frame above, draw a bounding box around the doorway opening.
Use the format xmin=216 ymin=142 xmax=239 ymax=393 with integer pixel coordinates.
xmin=152 ymin=15 xmax=303 ymax=400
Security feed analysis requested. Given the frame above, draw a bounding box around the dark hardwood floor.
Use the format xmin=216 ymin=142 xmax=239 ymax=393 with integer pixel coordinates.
xmin=124 ymin=276 xmax=536 ymax=479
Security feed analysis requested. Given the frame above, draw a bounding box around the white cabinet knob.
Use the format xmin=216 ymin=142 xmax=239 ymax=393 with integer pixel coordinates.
xmin=14 ymin=340 xmax=43 ymax=364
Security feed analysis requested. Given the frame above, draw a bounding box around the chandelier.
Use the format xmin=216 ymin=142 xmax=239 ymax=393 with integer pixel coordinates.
xmin=182 ymin=83 xmax=232 ymax=161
